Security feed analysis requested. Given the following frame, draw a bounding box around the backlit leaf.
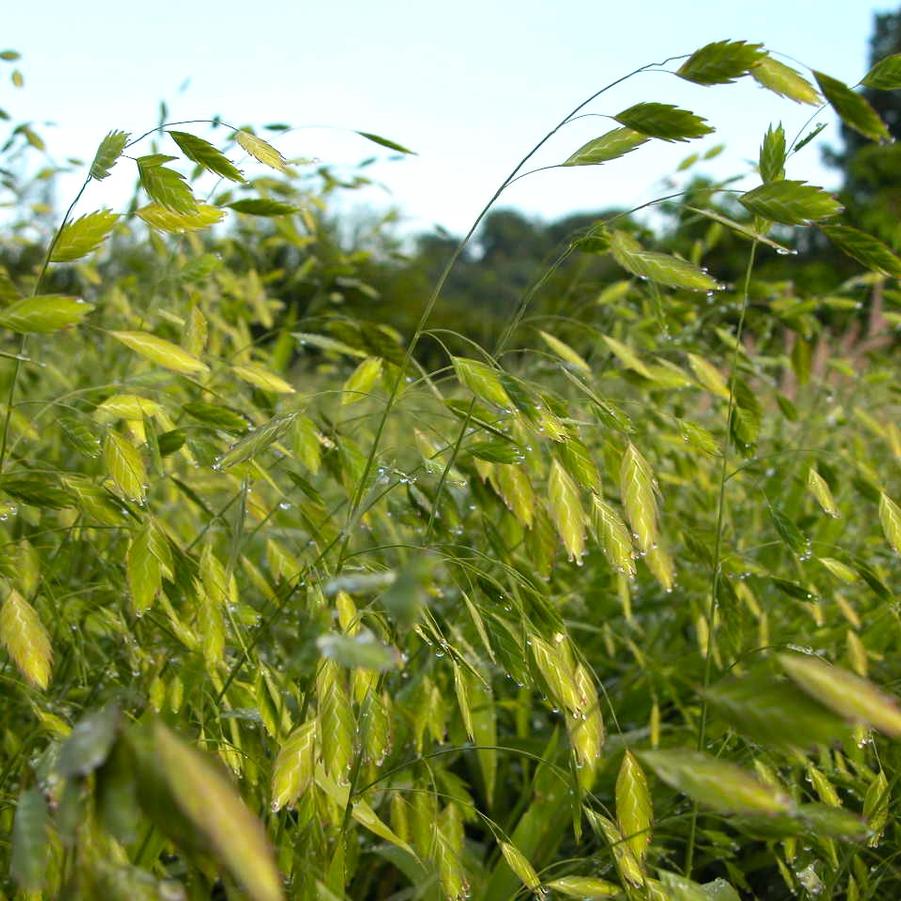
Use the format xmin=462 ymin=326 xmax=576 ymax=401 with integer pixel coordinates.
xmin=214 ymin=412 xmax=296 ymax=470
xmin=546 ymin=876 xmax=620 ymax=897
xmin=739 ymin=180 xmax=842 ymax=225
xmin=169 ymin=130 xmax=244 ymax=182
xmin=807 ymin=467 xmax=839 ymax=518
xmin=751 ymin=57 xmax=821 ymax=104
xmin=616 ymin=750 xmax=652 ymax=861
xmin=51 ymin=209 xmax=119 ymax=262
xmin=236 ymin=130 xmax=289 ymax=172
xmin=0 ymin=295 xmax=92 ymax=332
xmin=614 ymin=102 xmax=713 ymax=142
xmin=677 ymin=40 xmax=765 ymax=85
xmin=814 ymin=71 xmax=891 ymax=143
xmin=153 ymin=721 xmax=284 ymax=901
xmin=620 ymin=443 xmax=659 ymax=555
xmin=499 ymin=841 xmax=541 ymax=892
xmin=639 ymin=749 xmax=792 ymax=815
xmin=271 ymin=721 xmax=316 ymax=810
xmin=820 ymin=224 xmax=901 ymax=278
xmin=538 ymin=330 xmax=590 ymax=374
xmin=880 ymin=493 xmax=901 ymax=554
xmin=779 ymin=653 xmax=901 ymax=737
xmin=688 ymin=353 xmax=730 ymax=399
xmin=342 ymin=356 xmax=383 ymax=405
xmin=232 ymin=363 xmax=295 ymax=393
xmin=591 ymin=496 xmax=635 ymax=576
xmin=137 ymin=202 xmax=224 ymax=232
xmin=862 ymin=53 xmax=901 ymax=90
xmin=90 ymin=130 xmax=129 ymax=180
xmin=1 ymin=587 xmax=52 ymax=689
xmin=452 ymin=356 xmax=513 ymax=409
xmin=610 ymin=231 xmax=720 ymax=291
xmin=759 ymin=123 xmax=785 ymax=183
xmin=563 ymin=127 xmax=649 ymax=165
xmin=548 ymin=458 xmax=586 ymax=562
xmin=137 ymin=154 xmax=197 ymax=213
xmin=110 ymin=330 xmax=209 ymax=374
xmin=104 ymin=431 xmax=146 ymax=503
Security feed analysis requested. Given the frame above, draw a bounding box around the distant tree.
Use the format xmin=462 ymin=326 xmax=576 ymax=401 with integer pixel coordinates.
xmin=825 ymin=8 xmax=901 ymax=244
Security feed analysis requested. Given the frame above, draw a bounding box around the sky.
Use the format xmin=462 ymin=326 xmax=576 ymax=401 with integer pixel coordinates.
xmin=3 ymin=1 xmax=894 ymax=236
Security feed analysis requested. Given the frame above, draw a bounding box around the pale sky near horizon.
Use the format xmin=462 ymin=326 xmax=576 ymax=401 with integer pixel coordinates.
xmin=3 ymin=1 xmax=895 ymax=236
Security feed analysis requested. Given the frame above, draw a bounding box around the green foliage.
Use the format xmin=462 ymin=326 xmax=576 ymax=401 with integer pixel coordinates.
xmin=0 ymin=32 xmax=899 ymax=901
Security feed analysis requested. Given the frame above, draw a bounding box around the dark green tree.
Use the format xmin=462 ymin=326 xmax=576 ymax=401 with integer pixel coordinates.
xmin=826 ymin=8 xmax=901 ymax=244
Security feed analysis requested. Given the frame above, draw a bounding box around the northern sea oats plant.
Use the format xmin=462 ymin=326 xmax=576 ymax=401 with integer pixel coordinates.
xmin=0 ymin=37 xmax=899 ymax=900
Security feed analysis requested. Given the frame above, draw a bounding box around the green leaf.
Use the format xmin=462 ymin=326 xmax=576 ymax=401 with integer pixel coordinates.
xmin=11 ymin=787 xmax=48 ymax=891
xmin=342 ymin=356 xmax=383 ymax=405
xmin=548 ymin=458 xmax=586 ymax=562
xmin=110 ymin=330 xmax=209 ymax=374
xmin=137 ymin=154 xmax=197 ymax=213
xmin=881 ymin=493 xmax=901 ymax=554
xmin=183 ymin=401 xmax=249 ymax=433
xmin=56 ymin=705 xmax=120 ymax=777
xmin=51 ymin=210 xmax=119 ymax=262
xmin=750 ymin=57 xmax=821 ymax=104
xmin=127 ymin=522 xmax=163 ymax=614
xmin=616 ymin=750 xmax=652 ymax=861
xmin=759 ymin=123 xmax=785 ymax=183
xmin=862 ymin=53 xmax=901 ymax=89
xmin=236 ymin=130 xmax=289 ymax=173
xmin=169 ymin=130 xmax=244 ymax=182
xmin=214 ymin=412 xmax=296 ymax=470
xmin=232 ymin=363 xmax=295 ymax=394
xmin=676 ymin=40 xmax=765 ymax=85
xmin=137 ymin=202 xmax=224 ymax=232
xmin=610 ymin=231 xmax=720 ymax=291
xmin=317 ymin=630 xmax=402 ymax=671
xmin=688 ymin=353 xmax=730 ymax=399
xmin=499 ymin=840 xmax=541 ymax=892
xmin=546 ymin=876 xmax=620 ymax=898
xmin=356 ymin=131 xmax=415 ymax=154
xmin=685 ymin=206 xmax=794 ymax=253
xmin=563 ymin=127 xmax=649 ymax=165
xmin=90 ymin=130 xmax=129 ymax=180
xmin=152 ymin=721 xmax=284 ymax=901
xmin=0 ymin=295 xmax=92 ymax=333
xmin=452 ymin=356 xmax=513 ymax=408
xmin=658 ymin=872 xmax=741 ymax=901
xmin=794 ymin=122 xmax=828 ymax=152
xmin=639 ymin=749 xmax=792 ymax=815
xmin=738 ymin=180 xmax=842 ymax=225
xmin=704 ymin=665 xmax=852 ymax=749
xmin=814 ymin=71 xmax=891 ymax=143
xmin=1 ymin=588 xmax=52 ymax=688
xmin=820 ymin=224 xmax=901 ymax=278
xmin=104 ymin=432 xmax=146 ymax=503
xmin=538 ymin=330 xmax=590 ymax=374
xmin=614 ymin=102 xmax=713 ymax=142
xmin=227 ymin=199 xmax=298 ymax=216
xmin=779 ymin=653 xmax=901 ymax=737
xmin=271 ymin=721 xmax=316 ymax=811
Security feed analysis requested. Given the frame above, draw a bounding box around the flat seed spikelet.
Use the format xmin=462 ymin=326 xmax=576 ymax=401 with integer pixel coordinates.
xmin=620 ymin=443 xmax=659 ymax=555
xmin=1 ymin=587 xmax=52 ymax=689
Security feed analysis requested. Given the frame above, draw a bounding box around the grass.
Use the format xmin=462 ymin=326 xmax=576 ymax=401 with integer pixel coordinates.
xmin=0 ymin=38 xmax=899 ymax=901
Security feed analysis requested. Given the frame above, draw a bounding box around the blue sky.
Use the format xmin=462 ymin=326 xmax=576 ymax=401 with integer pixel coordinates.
xmin=3 ymin=1 xmax=893 ymax=235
